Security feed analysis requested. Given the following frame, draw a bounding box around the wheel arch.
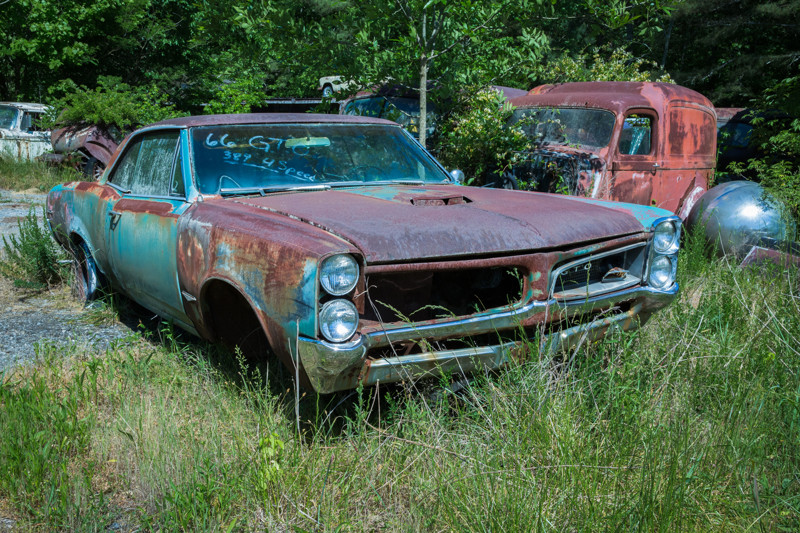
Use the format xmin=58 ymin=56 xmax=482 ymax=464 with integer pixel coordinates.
xmin=197 ymin=277 xmax=307 ymax=383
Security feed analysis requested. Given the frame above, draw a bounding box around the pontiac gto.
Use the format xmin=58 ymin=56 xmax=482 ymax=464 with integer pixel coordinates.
xmin=47 ymin=113 xmax=681 ymax=393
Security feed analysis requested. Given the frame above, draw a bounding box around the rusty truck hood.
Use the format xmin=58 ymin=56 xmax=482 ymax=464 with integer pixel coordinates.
xmin=230 ymin=185 xmax=644 ymax=263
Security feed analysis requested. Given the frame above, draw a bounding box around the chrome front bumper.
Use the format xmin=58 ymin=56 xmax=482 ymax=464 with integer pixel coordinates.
xmin=298 ymin=284 xmax=677 ymax=393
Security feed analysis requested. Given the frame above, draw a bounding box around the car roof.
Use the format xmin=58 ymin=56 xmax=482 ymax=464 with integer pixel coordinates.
xmin=149 ymin=113 xmax=397 ymax=128
xmin=0 ymin=102 xmax=49 ymax=113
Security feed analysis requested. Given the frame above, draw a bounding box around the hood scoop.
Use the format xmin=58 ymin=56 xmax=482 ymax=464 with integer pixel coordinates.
xmin=408 ymin=194 xmax=471 ymax=206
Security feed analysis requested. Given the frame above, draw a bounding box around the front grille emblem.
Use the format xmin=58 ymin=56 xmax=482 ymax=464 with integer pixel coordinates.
xmin=602 ymin=267 xmax=628 ymax=283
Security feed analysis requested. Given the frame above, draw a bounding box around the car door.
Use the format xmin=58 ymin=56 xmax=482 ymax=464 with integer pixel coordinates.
xmin=610 ymin=110 xmax=661 ymax=207
xmin=104 ymin=129 xmax=191 ymax=324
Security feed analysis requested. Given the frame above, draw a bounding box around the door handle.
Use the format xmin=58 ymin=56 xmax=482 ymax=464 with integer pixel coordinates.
xmin=108 ymin=210 xmax=121 ymax=229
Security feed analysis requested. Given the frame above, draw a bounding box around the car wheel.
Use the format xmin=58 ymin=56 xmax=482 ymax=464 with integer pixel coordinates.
xmin=83 ymin=156 xmax=105 ymax=181
xmin=486 ymin=171 xmax=519 ymax=190
xmin=322 ymin=84 xmax=334 ymax=98
xmin=499 ymin=173 xmax=518 ymax=190
xmin=71 ymin=241 xmax=102 ymax=304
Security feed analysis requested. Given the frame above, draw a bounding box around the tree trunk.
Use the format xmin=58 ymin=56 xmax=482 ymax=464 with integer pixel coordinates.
xmin=418 ymin=9 xmax=428 ymax=147
xmin=419 ymin=54 xmax=427 ymax=147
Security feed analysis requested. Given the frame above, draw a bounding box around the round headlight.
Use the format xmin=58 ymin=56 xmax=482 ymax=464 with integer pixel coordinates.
xmin=649 ymin=255 xmax=675 ymax=289
xmin=320 ymin=254 xmax=359 ymax=296
xmin=319 ymin=299 xmax=359 ymax=343
xmin=653 ymin=220 xmax=679 ymax=254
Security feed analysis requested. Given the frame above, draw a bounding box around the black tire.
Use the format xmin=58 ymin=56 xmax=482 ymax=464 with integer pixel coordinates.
xmin=486 ymin=171 xmax=519 ymax=190
xmin=82 ymin=156 xmax=105 ymax=181
xmin=71 ymin=241 xmax=102 ymax=304
xmin=499 ymin=173 xmax=519 ymax=190
xmin=322 ymin=84 xmax=334 ymax=98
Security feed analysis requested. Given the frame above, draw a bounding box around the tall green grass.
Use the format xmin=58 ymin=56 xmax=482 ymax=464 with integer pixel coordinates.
xmin=0 ymin=158 xmax=76 ymax=192
xmin=1 ymin=244 xmax=798 ymax=531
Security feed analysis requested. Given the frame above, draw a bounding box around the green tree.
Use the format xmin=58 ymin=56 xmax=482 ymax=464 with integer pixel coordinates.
xmin=539 ymin=46 xmax=673 ymax=84
xmin=660 ymin=0 xmax=800 ymax=105
xmin=341 ymin=0 xmax=549 ymax=145
xmin=0 ymin=0 xmax=202 ymax=102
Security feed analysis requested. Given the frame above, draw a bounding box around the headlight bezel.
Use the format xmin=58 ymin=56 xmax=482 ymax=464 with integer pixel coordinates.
xmin=647 ymin=215 xmax=681 ymax=291
xmin=648 ymin=254 xmax=677 ymax=289
xmin=319 ymin=254 xmax=360 ymax=296
xmin=652 ymin=218 xmax=681 ymax=255
xmin=319 ymin=299 xmax=359 ymax=343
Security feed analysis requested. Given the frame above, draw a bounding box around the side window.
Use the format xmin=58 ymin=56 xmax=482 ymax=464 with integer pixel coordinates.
xmin=619 ymin=114 xmax=653 ymax=155
xmin=108 ymin=137 xmax=143 ymax=191
xmin=20 ymin=112 xmax=45 ymax=132
xmin=132 ymin=132 xmax=179 ymax=196
xmin=108 ymin=131 xmax=180 ymax=196
xmin=344 ymin=97 xmax=385 ymax=117
xmin=24 ymin=112 xmax=45 ymax=132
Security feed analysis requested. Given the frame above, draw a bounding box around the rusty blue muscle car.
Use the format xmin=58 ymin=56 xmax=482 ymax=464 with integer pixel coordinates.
xmin=46 ymin=113 xmax=681 ymax=393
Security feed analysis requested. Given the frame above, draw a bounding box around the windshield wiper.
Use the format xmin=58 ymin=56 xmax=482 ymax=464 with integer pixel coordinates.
xmin=326 ymin=179 xmax=425 ymax=188
xmin=220 ymin=184 xmax=331 ymax=196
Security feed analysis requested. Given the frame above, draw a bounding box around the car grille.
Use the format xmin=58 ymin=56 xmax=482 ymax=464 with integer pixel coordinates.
xmin=550 ymin=243 xmax=647 ymax=300
xmin=363 ymin=266 xmax=524 ymax=323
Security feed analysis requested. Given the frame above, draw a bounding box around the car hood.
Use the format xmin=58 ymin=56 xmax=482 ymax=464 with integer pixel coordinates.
xmin=230 ymin=185 xmax=645 ymax=263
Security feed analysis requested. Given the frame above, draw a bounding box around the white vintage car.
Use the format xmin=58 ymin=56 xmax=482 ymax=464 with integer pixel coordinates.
xmin=0 ymin=102 xmax=50 ymax=161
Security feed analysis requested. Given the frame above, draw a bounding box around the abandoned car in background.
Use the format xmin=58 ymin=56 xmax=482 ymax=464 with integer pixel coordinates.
xmin=41 ymin=125 xmax=120 ymax=179
xmin=0 ymin=102 xmax=50 ymax=161
xmin=47 ymin=113 xmax=681 ymax=393
xmin=506 ymin=82 xmax=717 ymax=221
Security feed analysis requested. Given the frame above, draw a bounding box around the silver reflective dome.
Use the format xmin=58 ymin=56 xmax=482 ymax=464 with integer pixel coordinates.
xmin=686 ymin=181 xmax=797 ymax=258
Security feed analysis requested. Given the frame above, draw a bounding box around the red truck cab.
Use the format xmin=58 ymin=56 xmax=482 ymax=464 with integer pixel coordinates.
xmin=508 ymin=82 xmax=717 ymax=219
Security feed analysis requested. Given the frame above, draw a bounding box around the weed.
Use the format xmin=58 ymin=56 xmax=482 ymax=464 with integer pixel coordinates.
xmin=0 ymin=206 xmax=67 ymax=288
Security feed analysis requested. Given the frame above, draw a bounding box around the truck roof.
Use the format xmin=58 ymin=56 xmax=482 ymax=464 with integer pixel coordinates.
xmin=510 ymin=82 xmax=715 ymax=117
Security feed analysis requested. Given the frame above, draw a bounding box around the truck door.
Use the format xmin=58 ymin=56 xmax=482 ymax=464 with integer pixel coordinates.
xmin=610 ymin=111 xmax=660 ymax=207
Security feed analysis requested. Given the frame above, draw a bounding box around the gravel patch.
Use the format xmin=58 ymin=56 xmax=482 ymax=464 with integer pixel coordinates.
xmin=0 ymin=188 xmax=47 ymax=241
xmin=0 ymin=279 xmax=134 ymax=373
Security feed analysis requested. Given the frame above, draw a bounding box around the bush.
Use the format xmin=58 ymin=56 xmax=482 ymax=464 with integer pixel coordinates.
xmin=731 ymin=74 xmax=800 ymax=222
xmin=0 ymin=207 xmax=67 ymax=289
xmin=44 ymin=76 xmax=186 ymax=135
xmin=204 ymin=71 xmax=267 ymax=115
xmin=540 ymin=46 xmax=673 ymax=84
xmin=436 ymin=87 xmax=531 ymax=186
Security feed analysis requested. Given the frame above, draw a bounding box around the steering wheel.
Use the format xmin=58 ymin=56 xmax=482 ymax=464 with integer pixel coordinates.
xmin=348 ymin=165 xmax=384 ymax=182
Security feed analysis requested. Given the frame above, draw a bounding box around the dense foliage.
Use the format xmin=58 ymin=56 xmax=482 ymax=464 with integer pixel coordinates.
xmin=437 ymin=87 xmax=531 ymax=185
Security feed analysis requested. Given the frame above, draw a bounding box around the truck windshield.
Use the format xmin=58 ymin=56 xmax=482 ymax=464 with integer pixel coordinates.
xmin=510 ymin=107 xmax=616 ymax=150
xmin=191 ymin=123 xmax=449 ymax=194
xmin=0 ymin=106 xmax=19 ymax=129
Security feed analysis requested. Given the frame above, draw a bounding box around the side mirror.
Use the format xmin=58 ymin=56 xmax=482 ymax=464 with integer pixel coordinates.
xmin=449 ymin=169 xmax=465 ymax=185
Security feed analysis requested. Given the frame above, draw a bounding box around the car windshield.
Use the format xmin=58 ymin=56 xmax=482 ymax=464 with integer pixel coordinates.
xmin=510 ymin=107 xmax=616 ymax=149
xmin=343 ymin=97 xmax=438 ymax=135
xmin=0 ymin=106 xmax=19 ymax=129
xmin=191 ymin=123 xmax=449 ymax=194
